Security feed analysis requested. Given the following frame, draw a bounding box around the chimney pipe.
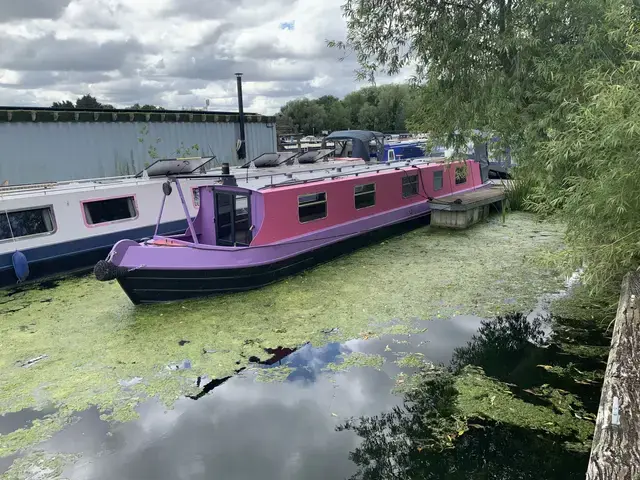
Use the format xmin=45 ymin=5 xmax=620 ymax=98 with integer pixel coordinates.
xmin=235 ymin=73 xmax=246 ymax=161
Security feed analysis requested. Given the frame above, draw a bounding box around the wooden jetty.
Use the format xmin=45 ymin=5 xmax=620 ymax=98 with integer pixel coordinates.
xmin=587 ymin=271 xmax=640 ymax=480
xmin=428 ymin=183 xmax=506 ymax=229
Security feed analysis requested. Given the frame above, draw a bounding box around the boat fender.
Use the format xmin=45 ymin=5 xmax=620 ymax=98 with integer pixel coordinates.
xmin=163 ymin=181 xmax=172 ymax=196
xmin=12 ymin=251 xmax=29 ymax=283
xmin=94 ymin=260 xmax=131 ymax=282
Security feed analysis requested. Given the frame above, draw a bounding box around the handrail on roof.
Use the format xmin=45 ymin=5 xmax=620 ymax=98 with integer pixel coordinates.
xmin=259 ymin=160 xmax=433 ymax=190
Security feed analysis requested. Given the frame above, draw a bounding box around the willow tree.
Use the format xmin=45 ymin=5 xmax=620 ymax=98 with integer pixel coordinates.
xmin=529 ymin=5 xmax=640 ymax=292
xmin=335 ymin=0 xmax=640 ymax=295
xmin=336 ymin=0 xmax=618 ymax=145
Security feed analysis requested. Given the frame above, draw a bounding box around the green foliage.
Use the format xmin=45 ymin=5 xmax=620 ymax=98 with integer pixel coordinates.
xmin=337 ymin=0 xmax=613 ymax=144
xmin=52 ymin=94 xmax=115 ymax=110
xmin=137 ymin=125 xmax=199 ymax=161
xmin=50 ymin=100 xmax=74 ymax=109
xmin=504 ymin=172 xmax=536 ymax=213
xmin=127 ymin=103 xmax=165 ymax=111
xmin=278 ymin=98 xmax=327 ymax=135
xmin=52 ymin=95 xmax=163 ymax=111
xmin=276 ymin=84 xmax=418 ymax=135
xmin=532 ymin=13 xmax=640 ymax=293
xmin=338 ymin=0 xmax=640 ymax=294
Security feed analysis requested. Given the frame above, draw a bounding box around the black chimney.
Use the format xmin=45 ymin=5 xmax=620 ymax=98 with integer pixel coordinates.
xmin=235 ymin=73 xmax=246 ymax=161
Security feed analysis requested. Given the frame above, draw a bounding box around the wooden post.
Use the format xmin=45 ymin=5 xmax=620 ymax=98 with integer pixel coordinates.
xmin=587 ymin=272 xmax=640 ymax=480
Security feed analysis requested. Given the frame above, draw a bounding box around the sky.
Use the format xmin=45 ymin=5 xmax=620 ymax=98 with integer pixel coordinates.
xmin=0 ymin=0 xmax=410 ymax=115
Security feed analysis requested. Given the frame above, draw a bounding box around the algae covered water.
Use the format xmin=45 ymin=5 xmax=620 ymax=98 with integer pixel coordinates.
xmin=0 ymin=214 xmax=603 ymax=479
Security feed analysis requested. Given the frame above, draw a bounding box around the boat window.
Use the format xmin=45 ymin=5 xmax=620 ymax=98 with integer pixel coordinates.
xmin=354 ymin=183 xmax=376 ymax=209
xmin=233 ymin=195 xmax=251 ymax=245
xmin=215 ymin=192 xmax=252 ymax=246
xmin=433 ymin=170 xmax=444 ymax=191
xmin=83 ymin=196 xmax=137 ymax=225
xmin=402 ymin=174 xmax=419 ymax=198
xmin=192 ymin=187 xmax=200 ymax=207
xmin=216 ymin=193 xmax=233 ymax=244
xmin=298 ymin=192 xmax=327 ymax=223
xmin=387 ymin=149 xmax=395 ymax=162
xmin=0 ymin=206 xmax=56 ymax=241
xmin=455 ymin=166 xmax=467 ymax=185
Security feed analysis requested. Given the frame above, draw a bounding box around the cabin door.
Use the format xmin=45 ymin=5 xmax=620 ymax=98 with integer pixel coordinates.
xmin=215 ymin=191 xmax=252 ymax=246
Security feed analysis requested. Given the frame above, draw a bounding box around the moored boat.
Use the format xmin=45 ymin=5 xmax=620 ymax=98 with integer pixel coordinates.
xmin=95 ymin=156 xmax=487 ymax=304
xmin=0 ymin=152 xmax=367 ymax=287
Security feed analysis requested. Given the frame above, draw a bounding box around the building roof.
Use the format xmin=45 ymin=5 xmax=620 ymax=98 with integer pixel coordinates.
xmin=0 ymin=106 xmax=275 ymax=124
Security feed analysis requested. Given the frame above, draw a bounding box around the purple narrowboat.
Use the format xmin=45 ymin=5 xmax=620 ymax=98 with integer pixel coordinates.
xmin=95 ymin=158 xmax=486 ymax=304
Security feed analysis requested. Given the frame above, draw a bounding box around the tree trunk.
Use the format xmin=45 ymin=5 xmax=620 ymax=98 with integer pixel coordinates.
xmin=587 ymin=272 xmax=640 ymax=480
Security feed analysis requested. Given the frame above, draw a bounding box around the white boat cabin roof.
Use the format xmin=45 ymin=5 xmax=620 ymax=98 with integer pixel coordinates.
xmin=0 ymin=153 xmax=377 ymax=201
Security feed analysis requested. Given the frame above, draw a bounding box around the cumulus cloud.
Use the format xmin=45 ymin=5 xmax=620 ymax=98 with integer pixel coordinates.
xmin=0 ymin=0 xmax=72 ymax=22
xmin=0 ymin=0 xmax=406 ymax=114
xmin=0 ymin=34 xmax=143 ymax=72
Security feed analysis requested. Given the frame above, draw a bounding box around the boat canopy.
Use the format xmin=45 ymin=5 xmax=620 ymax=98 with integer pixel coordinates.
xmin=324 ymin=130 xmax=385 ymax=162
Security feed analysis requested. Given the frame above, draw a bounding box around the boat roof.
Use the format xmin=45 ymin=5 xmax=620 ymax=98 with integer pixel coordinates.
xmin=0 ymin=155 xmax=369 ymax=200
xmin=256 ymin=157 xmax=454 ymax=193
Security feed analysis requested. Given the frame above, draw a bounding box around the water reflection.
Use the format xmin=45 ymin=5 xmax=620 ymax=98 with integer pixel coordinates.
xmin=189 ymin=346 xmax=300 ymax=400
xmin=46 ymin=317 xmax=483 ymax=480
xmin=452 ymin=312 xmax=605 ymax=413
xmin=0 ymin=406 xmax=58 ymax=435
xmin=338 ymin=372 xmax=587 ymax=480
xmin=339 ymin=313 xmax=605 ymax=480
xmin=1 ymin=313 xmax=604 ymax=480
xmin=58 ymin=369 xmax=397 ymax=480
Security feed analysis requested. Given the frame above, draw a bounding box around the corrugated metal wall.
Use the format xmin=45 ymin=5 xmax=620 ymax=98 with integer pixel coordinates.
xmin=0 ymin=121 xmax=277 ymax=184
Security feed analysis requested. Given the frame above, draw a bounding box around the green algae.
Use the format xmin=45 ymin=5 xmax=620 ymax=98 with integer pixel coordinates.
xmin=325 ymin=352 xmax=386 ymax=372
xmin=0 ymin=213 xmax=566 ymax=462
xmin=0 ymin=413 xmax=72 ymax=458
xmin=395 ymin=352 xmax=427 ymax=369
xmin=393 ymin=368 xmax=433 ymax=395
xmin=0 ymin=451 xmax=77 ymax=480
xmin=254 ymin=366 xmax=294 ymax=383
xmin=455 ymin=365 xmax=595 ymax=451
xmin=550 ymin=283 xmax=617 ymax=326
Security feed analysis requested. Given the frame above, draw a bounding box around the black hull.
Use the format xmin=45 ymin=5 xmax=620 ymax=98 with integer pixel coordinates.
xmin=118 ymin=214 xmax=431 ymax=304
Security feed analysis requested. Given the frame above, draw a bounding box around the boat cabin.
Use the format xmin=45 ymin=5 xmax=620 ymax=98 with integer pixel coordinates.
xmin=156 ymin=158 xmax=481 ymax=249
xmin=98 ymin=156 xmax=486 ymax=304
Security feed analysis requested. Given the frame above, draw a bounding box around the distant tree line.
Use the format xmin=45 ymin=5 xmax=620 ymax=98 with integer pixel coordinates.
xmin=51 ymin=94 xmax=164 ymax=111
xmin=276 ymin=84 xmax=419 ymax=136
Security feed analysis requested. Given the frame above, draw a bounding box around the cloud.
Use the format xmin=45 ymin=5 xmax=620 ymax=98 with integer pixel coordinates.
xmin=164 ymin=0 xmax=299 ymax=24
xmin=59 ymin=352 xmax=401 ymax=480
xmin=0 ymin=0 xmax=407 ymax=115
xmin=62 ymin=0 xmax=131 ymax=30
xmin=0 ymin=0 xmax=72 ymax=22
xmin=0 ymin=34 xmax=144 ymax=72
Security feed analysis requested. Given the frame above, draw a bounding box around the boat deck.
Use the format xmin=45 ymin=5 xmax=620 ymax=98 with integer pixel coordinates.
xmin=428 ymin=184 xmax=505 ymax=212
xmin=428 ymin=183 xmax=506 ymax=229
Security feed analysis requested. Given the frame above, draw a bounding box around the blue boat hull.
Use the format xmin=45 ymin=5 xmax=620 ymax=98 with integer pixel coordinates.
xmin=0 ymin=219 xmax=188 ymax=289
